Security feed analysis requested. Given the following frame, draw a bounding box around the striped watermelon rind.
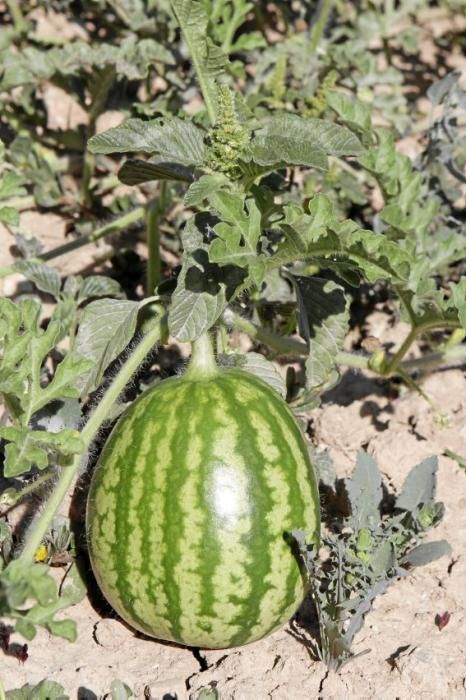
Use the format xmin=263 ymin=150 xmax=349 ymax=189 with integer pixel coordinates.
xmin=87 ymin=367 xmax=320 ymax=649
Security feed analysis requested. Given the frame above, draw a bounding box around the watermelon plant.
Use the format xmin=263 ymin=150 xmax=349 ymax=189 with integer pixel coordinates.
xmin=0 ymin=0 xmax=464 ymax=686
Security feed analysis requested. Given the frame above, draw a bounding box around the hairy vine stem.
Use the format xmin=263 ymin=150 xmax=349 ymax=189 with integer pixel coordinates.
xmin=146 ymin=182 xmax=168 ymax=295
xmin=0 ymin=470 xmax=56 ymax=517
xmin=224 ymin=312 xmax=466 ymax=376
xmin=18 ymin=312 xmax=165 ymax=564
xmin=382 ymin=319 xmax=462 ymax=375
xmin=309 ymin=0 xmax=335 ymax=54
xmin=6 ymin=0 xmax=26 ymax=33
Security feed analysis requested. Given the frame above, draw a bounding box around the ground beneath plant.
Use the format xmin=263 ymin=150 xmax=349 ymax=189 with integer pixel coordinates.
xmin=3 ymin=355 xmax=466 ymax=698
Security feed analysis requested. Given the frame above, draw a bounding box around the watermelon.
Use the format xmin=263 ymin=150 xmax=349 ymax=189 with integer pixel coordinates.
xmin=86 ymin=355 xmax=320 ymax=649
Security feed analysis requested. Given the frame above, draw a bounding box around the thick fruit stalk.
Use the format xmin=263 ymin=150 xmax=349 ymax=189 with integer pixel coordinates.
xmin=86 ymin=334 xmax=320 ymax=649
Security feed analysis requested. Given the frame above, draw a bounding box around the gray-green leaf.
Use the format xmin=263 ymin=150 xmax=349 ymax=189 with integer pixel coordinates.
xmin=396 ymin=456 xmax=438 ymax=512
xmin=119 ymin=158 xmax=194 ymax=185
xmin=16 ymin=260 xmax=61 ymax=298
xmin=401 ymin=540 xmax=451 ymax=567
xmin=218 ymin=352 xmax=286 ymax=397
xmin=249 ymin=113 xmax=365 ymax=170
xmin=88 ymin=118 xmax=206 ymax=166
xmin=346 ymin=451 xmax=383 ymax=530
xmin=290 ymin=275 xmax=349 ymax=396
xmin=75 ymin=299 xmax=142 ymax=393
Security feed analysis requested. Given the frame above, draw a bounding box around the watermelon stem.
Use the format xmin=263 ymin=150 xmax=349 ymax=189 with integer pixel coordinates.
xmin=184 ymin=332 xmax=219 ymax=380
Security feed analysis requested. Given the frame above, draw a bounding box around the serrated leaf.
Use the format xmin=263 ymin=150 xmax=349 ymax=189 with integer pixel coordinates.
xmin=0 ymin=425 xmax=84 ymax=477
xmin=0 ymin=38 xmax=173 ymax=90
xmin=77 ymin=276 xmax=124 ymax=303
xmin=170 ymin=0 xmax=227 ymax=124
xmin=10 ymin=561 xmax=83 ymax=642
xmin=41 ymin=428 xmax=84 ymax=455
xmin=327 ymin=92 xmax=372 ymax=134
xmin=119 ymin=158 xmax=194 ymax=185
xmin=218 ymin=352 xmax=286 ymax=397
xmin=169 ymin=218 xmax=247 ymax=341
xmin=16 ymin=260 xmax=61 ymax=298
xmin=249 ymin=113 xmax=364 ymax=170
xmin=208 ymin=193 xmax=265 ymax=284
xmin=75 ymin=299 xmax=142 ymax=393
xmin=38 ymin=352 xmax=94 ymax=406
xmin=0 ymin=206 xmax=19 ymax=225
xmin=1 ymin=434 xmax=48 ymax=477
xmin=0 ymin=299 xmax=83 ymax=429
xmin=290 ymin=275 xmax=349 ymax=396
xmin=400 ymin=540 xmax=451 ymax=567
xmin=88 ymin=117 xmax=206 ymax=165
xmin=396 ymin=456 xmax=438 ymax=512
xmin=169 ymin=270 xmax=228 ymax=341
xmin=346 ymin=451 xmax=383 ymax=530
xmin=251 ymin=133 xmax=328 ymax=170
xmin=184 ymin=173 xmax=227 ymax=207
xmin=272 ymin=197 xmax=413 ymax=284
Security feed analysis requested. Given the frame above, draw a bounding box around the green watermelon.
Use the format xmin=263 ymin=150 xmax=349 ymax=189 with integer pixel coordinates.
xmin=86 ymin=360 xmax=320 ymax=649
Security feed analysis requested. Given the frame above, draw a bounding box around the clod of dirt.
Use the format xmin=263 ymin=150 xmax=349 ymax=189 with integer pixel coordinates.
xmin=93 ymin=618 xmax=129 ymax=649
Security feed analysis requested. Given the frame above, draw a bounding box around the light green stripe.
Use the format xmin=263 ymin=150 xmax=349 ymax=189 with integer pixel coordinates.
xmin=267 ymin=400 xmax=319 ymax=536
xmin=88 ymin=411 xmax=138 ymax=612
xmin=206 ymin=385 xmax=254 ymax=645
xmin=173 ymin=384 xmax=207 ymax=643
xmin=237 ymin=407 xmax=299 ymax=643
xmin=122 ymin=404 xmax=161 ymax=624
xmin=143 ymin=384 xmax=189 ymax=638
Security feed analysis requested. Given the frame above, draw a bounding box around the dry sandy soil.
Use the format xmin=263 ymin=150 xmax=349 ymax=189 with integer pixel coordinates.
xmin=2 ymin=360 xmax=466 ymax=699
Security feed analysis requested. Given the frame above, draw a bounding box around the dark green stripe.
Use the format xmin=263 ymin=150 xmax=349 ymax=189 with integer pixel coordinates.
xmin=138 ymin=388 xmax=173 ymax=619
xmin=111 ymin=384 xmax=174 ymax=633
xmin=113 ymin=400 xmax=153 ymax=631
xmin=225 ymin=372 xmax=309 ymax=641
xmin=161 ymin=380 xmax=197 ymax=642
xmin=215 ymin=378 xmax=275 ymax=647
xmin=197 ymin=389 xmax=222 ymax=631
